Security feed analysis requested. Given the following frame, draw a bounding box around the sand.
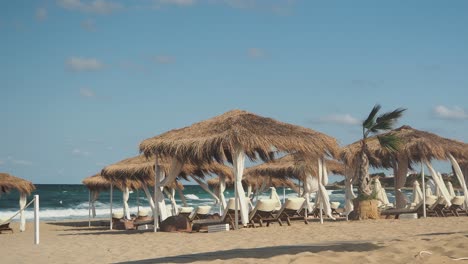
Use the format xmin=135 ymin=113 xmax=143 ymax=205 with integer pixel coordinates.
xmin=1 ymin=217 xmax=468 ymax=263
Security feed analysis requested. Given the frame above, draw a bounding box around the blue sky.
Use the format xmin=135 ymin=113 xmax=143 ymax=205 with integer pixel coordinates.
xmin=1 ymin=0 xmax=467 ymax=184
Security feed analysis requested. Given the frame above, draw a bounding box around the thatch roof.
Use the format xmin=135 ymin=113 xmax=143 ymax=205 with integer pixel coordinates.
xmin=82 ymin=174 xmax=112 ymax=192
xmin=0 ymin=172 xmax=35 ymax=195
xmin=341 ymin=125 xmax=468 ymax=168
xmin=101 ymin=155 xmax=232 ymax=186
xmin=207 ymin=176 xmax=297 ymax=189
xmin=139 ymin=109 xmax=339 ymax=164
xmin=244 ymin=154 xmax=345 ymax=180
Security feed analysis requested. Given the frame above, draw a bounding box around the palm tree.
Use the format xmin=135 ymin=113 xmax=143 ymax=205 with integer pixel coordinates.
xmin=357 ymin=104 xmax=406 ymax=199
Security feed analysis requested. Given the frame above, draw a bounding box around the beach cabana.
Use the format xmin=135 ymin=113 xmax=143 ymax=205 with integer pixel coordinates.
xmin=82 ymin=174 xmax=112 ymax=225
xmin=139 ymin=109 xmax=339 ymax=230
xmin=0 ymin=173 xmax=35 ymax=232
xmin=341 ymin=125 xmax=468 ymax=210
xmin=101 ymin=154 xmax=232 ymax=222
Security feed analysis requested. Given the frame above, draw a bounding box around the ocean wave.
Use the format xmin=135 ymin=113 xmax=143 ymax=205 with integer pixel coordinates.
xmin=184 ymin=194 xmax=200 ymax=200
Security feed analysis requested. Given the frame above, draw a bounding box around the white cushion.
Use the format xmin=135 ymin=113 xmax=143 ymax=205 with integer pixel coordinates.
xmin=451 ymin=196 xmax=465 ymax=206
xmin=138 ymin=209 xmax=149 ymax=217
xmin=330 ymin=202 xmax=340 ymax=209
xmin=255 ymin=199 xmax=277 ymax=212
xmin=284 ymin=197 xmax=306 ymax=211
xmin=196 ymin=206 xmax=212 ymax=215
xmin=179 ymin=207 xmax=194 ymax=214
xmin=112 ymin=212 xmax=124 ymax=219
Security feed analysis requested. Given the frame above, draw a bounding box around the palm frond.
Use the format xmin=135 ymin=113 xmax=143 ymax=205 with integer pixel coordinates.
xmin=362 ymin=104 xmax=381 ymax=129
xmin=377 ymin=134 xmax=401 ymax=153
xmin=371 ymin=108 xmax=406 ymax=133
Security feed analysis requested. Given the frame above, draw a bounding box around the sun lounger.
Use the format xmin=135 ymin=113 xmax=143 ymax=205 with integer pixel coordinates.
xmin=178 ymin=207 xmax=194 ymax=219
xmin=248 ymin=199 xmax=282 ymax=228
xmin=444 ymin=196 xmax=466 ymax=217
xmin=188 ymin=206 xmax=212 ymax=221
xmin=191 ymin=199 xmax=246 ymax=231
xmin=430 ymin=196 xmax=449 ymax=217
xmin=0 ymin=219 xmax=13 ymax=234
xmin=380 ymin=202 xmax=424 ymax=219
xmin=274 ymin=197 xmax=307 ymax=225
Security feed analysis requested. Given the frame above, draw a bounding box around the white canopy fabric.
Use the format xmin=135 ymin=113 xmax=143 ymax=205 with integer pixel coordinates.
xmin=303 ymin=173 xmax=317 ymax=212
xmin=218 ymin=176 xmax=227 ymax=213
xmin=232 ymin=147 xmax=249 ymax=226
xmin=448 ymin=154 xmax=468 ymax=208
xmin=90 ymin=190 xmax=99 ymax=217
xmin=344 ymin=174 xmax=356 ymax=216
xmin=163 ymin=188 xmax=178 ymax=216
xmin=269 ymin=187 xmax=282 ymax=211
xmin=154 ymin=159 xmax=183 ymax=227
xmin=373 ymin=178 xmax=391 ymax=207
xmin=19 ymin=193 xmax=27 ymax=232
xmin=123 ymin=187 xmax=131 ymax=219
xmin=426 ymin=161 xmax=452 ymax=206
xmin=412 ymin=180 xmax=423 ymax=204
xmin=425 ymin=184 xmax=433 ymax=196
xmin=317 ymin=159 xmax=334 ymax=220
xmin=446 ymin=181 xmax=456 ymax=198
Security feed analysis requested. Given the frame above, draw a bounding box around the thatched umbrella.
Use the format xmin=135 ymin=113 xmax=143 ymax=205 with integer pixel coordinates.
xmin=0 ymin=173 xmax=35 ymax=232
xmin=101 ymin=154 xmax=232 ymax=225
xmin=139 ymin=109 xmax=339 ymax=229
xmin=341 ymin=125 xmax=468 ymax=209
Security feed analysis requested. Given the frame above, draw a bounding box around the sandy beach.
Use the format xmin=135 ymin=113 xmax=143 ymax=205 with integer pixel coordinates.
xmin=1 ymin=217 xmax=467 ymax=264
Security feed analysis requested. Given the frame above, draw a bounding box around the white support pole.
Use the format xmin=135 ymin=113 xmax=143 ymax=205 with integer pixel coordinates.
xmin=154 ymin=155 xmax=159 ymax=232
xmin=421 ymin=163 xmax=426 ymax=218
xmin=283 ymin=186 xmax=286 ymax=203
xmin=234 ymin=174 xmax=238 ymax=230
xmin=318 ymin=158 xmax=323 ymax=224
xmin=88 ymin=190 xmax=91 ymax=227
xmin=34 ymin=195 xmax=39 ymax=245
xmin=109 ymin=184 xmax=113 ymax=230
xmin=137 ymin=189 xmax=140 ymax=214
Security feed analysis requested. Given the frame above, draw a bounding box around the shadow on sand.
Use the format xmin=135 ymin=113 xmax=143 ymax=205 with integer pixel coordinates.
xmin=114 ymin=242 xmax=382 ymax=263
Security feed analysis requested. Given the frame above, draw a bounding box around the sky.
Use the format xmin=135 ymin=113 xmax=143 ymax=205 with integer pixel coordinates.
xmin=1 ymin=0 xmax=468 ymax=184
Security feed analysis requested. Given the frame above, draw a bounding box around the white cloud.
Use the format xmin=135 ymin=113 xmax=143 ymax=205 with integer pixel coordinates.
xmin=57 ymin=0 xmax=122 ymax=14
xmin=80 ymin=87 xmax=95 ymax=98
xmin=66 ymin=57 xmax=103 ymax=71
xmin=72 ymin=148 xmax=91 ymax=156
xmin=81 ymin=19 xmax=96 ymax=31
xmin=433 ymin=105 xmax=468 ymax=120
xmin=319 ymin=114 xmax=360 ymax=125
xmin=154 ymin=55 xmax=175 ymax=64
xmin=247 ymin=48 xmax=265 ymax=58
xmin=3 ymin=157 xmax=33 ymax=166
xmin=36 ymin=7 xmax=48 ymax=21
xmin=157 ymin=0 xmax=195 ymax=6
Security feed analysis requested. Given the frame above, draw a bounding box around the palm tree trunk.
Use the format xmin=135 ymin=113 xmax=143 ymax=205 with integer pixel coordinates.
xmin=358 ymin=141 xmax=372 ymax=197
xmin=394 ymin=155 xmax=409 ymax=208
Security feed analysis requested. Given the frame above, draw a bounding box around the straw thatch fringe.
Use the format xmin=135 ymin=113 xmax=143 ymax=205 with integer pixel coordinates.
xmin=82 ymin=174 xmax=112 ymax=192
xmin=341 ymin=125 xmax=468 ymax=169
xmin=101 ymin=155 xmax=232 ymax=187
xmin=207 ymin=176 xmax=297 ymax=189
xmin=0 ymin=172 xmax=35 ymax=195
xmin=245 ymin=154 xmax=345 ymax=180
xmin=139 ymin=110 xmax=339 ymax=164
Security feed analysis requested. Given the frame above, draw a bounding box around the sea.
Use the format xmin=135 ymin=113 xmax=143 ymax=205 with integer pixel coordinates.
xmin=0 ymin=184 xmax=415 ymax=221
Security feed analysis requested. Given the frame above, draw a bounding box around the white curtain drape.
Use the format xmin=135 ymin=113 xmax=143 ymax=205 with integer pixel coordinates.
xmin=373 ymin=178 xmax=390 ymax=206
xmin=446 ymin=182 xmax=456 ymax=198
xmin=318 ymin=159 xmax=334 ymax=219
xmin=344 ymin=174 xmax=356 ymax=216
xmin=426 ymin=161 xmax=452 ymax=206
xmin=90 ymin=191 xmax=99 ymax=217
xmin=232 ymin=147 xmax=248 ymax=226
xmin=123 ymin=187 xmax=131 ymax=219
xmin=412 ymin=181 xmax=423 ymax=204
xmin=142 ymin=184 xmax=156 ymax=212
xmin=154 ymin=158 xmax=183 ymax=225
xmin=163 ymin=188 xmax=178 ymax=216
xmin=448 ymin=154 xmax=468 ymax=208
xmin=425 ymin=184 xmax=433 ymax=196
xmin=303 ymin=173 xmax=317 ymax=212
xmin=176 ymin=184 xmax=188 ymax=207
xmin=219 ymin=176 xmax=227 ymax=212
xmin=19 ymin=193 xmax=27 ymax=232
xmin=269 ymin=187 xmax=282 ymax=211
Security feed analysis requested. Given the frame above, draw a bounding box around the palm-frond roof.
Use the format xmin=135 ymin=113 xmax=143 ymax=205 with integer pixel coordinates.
xmin=0 ymin=172 xmax=35 ymax=195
